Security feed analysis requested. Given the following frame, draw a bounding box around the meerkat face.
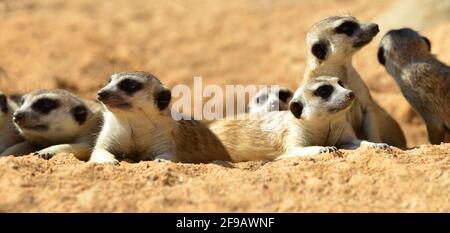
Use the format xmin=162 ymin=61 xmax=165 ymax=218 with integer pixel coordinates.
xmin=248 ymin=87 xmax=292 ymax=113
xmin=12 ymin=89 xmax=90 ymax=141
xmin=97 ymin=71 xmax=171 ymax=115
xmin=378 ymin=28 xmax=431 ymax=67
xmin=307 ymin=15 xmax=379 ymax=63
xmin=289 ymin=76 xmax=355 ymax=121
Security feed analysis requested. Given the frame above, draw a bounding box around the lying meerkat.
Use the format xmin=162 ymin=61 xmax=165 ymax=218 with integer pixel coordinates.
xmin=209 ymin=76 xmax=389 ymax=162
xmin=378 ymin=28 xmax=450 ymax=144
xmin=247 ymin=86 xmax=293 ymax=113
xmin=303 ymin=15 xmax=406 ymax=148
xmin=0 ymin=92 xmax=23 ymax=153
xmin=0 ymin=89 xmax=103 ymax=160
xmin=89 ymin=71 xmax=230 ymax=165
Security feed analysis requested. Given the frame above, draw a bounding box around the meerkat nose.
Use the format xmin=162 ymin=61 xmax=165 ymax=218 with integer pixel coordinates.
xmin=13 ymin=112 xmax=27 ymax=124
xmin=97 ymin=91 xmax=111 ymax=101
xmin=347 ymin=91 xmax=355 ymax=100
xmin=372 ymin=24 xmax=380 ymax=34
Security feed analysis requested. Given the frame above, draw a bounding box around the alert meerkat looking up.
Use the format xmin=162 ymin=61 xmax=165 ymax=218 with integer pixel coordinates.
xmin=89 ymin=71 xmax=230 ymax=165
xmin=209 ymin=76 xmax=389 ymax=162
xmin=378 ymin=28 xmax=450 ymax=144
xmin=247 ymin=86 xmax=293 ymax=113
xmin=303 ymin=15 xmax=406 ymax=148
xmin=0 ymin=89 xmax=103 ymax=160
xmin=0 ymin=92 xmax=23 ymax=153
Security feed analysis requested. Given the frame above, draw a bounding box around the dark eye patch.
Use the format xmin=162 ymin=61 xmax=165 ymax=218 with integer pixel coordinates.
xmin=31 ymin=98 xmax=60 ymax=114
xmin=314 ymin=85 xmax=334 ymax=100
xmin=335 ymin=21 xmax=359 ymax=36
xmin=118 ymin=79 xmax=143 ymax=95
xmin=0 ymin=94 xmax=7 ymax=113
xmin=71 ymin=105 xmax=88 ymax=125
xmin=278 ymin=89 xmax=292 ymax=102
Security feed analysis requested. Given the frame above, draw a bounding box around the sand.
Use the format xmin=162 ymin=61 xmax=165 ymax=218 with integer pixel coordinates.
xmin=0 ymin=0 xmax=449 ymax=212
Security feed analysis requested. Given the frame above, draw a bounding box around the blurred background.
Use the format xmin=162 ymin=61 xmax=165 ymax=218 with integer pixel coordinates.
xmin=0 ymin=0 xmax=449 ymax=147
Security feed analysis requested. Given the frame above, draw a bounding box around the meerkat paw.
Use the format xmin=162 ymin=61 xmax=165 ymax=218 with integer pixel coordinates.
xmin=33 ymin=149 xmax=57 ymax=160
xmin=319 ymin=146 xmax=338 ymax=153
xmin=360 ymin=141 xmax=390 ymax=150
xmin=89 ymin=149 xmax=119 ymax=165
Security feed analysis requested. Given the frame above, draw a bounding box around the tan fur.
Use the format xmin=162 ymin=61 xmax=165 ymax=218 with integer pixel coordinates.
xmin=379 ymin=28 xmax=450 ymax=144
xmin=209 ymin=76 xmax=389 ymax=162
xmin=89 ymin=71 xmax=230 ymax=165
xmin=303 ymin=15 xmax=406 ymax=148
xmin=0 ymin=89 xmax=103 ymax=160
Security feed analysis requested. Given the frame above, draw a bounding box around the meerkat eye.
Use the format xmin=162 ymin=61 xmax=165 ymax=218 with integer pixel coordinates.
xmin=32 ymin=98 xmax=60 ymax=114
xmin=118 ymin=79 xmax=143 ymax=95
xmin=335 ymin=21 xmax=359 ymax=36
xmin=278 ymin=90 xmax=292 ymax=102
xmin=0 ymin=94 xmax=7 ymax=113
xmin=314 ymin=85 xmax=334 ymax=99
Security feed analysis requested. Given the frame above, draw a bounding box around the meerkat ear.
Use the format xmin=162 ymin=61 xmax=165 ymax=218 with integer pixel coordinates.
xmin=377 ymin=46 xmax=385 ymax=65
xmin=289 ymin=101 xmax=303 ymax=119
xmin=421 ymin=36 xmax=431 ymax=51
xmin=0 ymin=94 xmax=7 ymax=113
xmin=311 ymin=40 xmax=328 ymax=61
xmin=71 ymin=105 xmax=88 ymax=125
xmin=155 ymin=87 xmax=171 ymax=110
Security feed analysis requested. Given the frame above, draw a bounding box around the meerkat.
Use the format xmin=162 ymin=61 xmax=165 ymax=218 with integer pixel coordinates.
xmin=0 ymin=92 xmax=23 ymax=153
xmin=0 ymin=89 xmax=103 ymax=160
xmin=303 ymin=15 xmax=406 ymax=148
xmin=209 ymin=76 xmax=389 ymax=162
xmin=378 ymin=28 xmax=450 ymax=144
xmin=89 ymin=71 xmax=230 ymax=165
xmin=247 ymin=86 xmax=293 ymax=113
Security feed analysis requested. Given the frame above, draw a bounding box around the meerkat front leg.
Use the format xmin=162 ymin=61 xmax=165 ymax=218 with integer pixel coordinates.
xmin=0 ymin=141 xmax=38 ymax=157
xmin=362 ymin=108 xmax=383 ymax=143
xmin=89 ymin=148 xmax=119 ymax=165
xmin=33 ymin=143 xmax=92 ymax=161
xmin=276 ymin=146 xmax=338 ymax=160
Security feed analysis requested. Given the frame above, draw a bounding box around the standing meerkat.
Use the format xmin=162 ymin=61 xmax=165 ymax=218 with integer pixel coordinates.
xmin=0 ymin=92 xmax=23 ymax=153
xmin=89 ymin=71 xmax=230 ymax=165
xmin=247 ymin=86 xmax=293 ymax=113
xmin=209 ymin=76 xmax=389 ymax=162
xmin=0 ymin=89 xmax=103 ymax=160
xmin=378 ymin=28 xmax=450 ymax=144
xmin=303 ymin=15 xmax=406 ymax=148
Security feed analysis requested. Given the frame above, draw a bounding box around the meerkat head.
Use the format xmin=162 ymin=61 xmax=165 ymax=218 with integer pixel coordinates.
xmin=97 ymin=71 xmax=171 ymax=116
xmin=289 ymin=76 xmax=355 ymax=121
xmin=248 ymin=86 xmax=292 ymax=113
xmin=378 ymin=28 xmax=432 ymax=68
xmin=12 ymin=89 xmax=91 ymax=142
xmin=306 ymin=15 xmax=379 ymax=65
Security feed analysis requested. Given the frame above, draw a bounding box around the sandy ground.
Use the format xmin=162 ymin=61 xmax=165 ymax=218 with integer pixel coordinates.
xmin=0 ymin=0 xmax=449 ymax=212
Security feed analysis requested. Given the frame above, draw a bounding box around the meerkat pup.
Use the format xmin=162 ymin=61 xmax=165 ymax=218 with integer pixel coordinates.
xmin=378 ymin=28 xmax=450 ymax=144
xmin=0 ymin=89 xmax=103 ymax=160
xmin=0 ymin=92 xmax=23 ymax=153
xmin=209 ymin=76 xmax=389 ymax=162
xmin=303 ymin=15 xmax=406 ymax=148
xmin=89 ymin=71 xmax=230 ymax=165
xmin=247 ymin=86 xmax=293 ymax=113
